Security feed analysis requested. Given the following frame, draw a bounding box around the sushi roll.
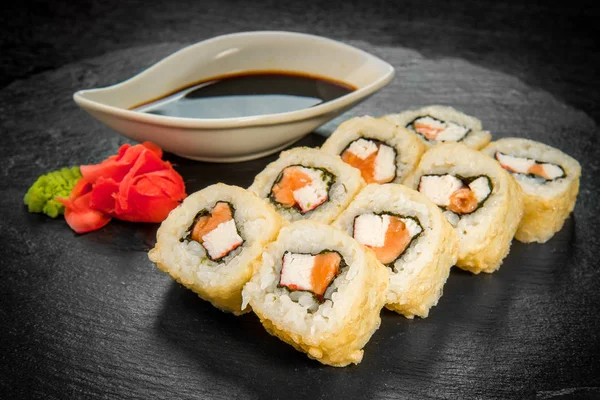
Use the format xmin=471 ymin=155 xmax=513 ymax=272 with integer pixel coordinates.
xmin=382 ymin=105 xmax=492 ymax=150
xmin=148 ymin=183 xmax=284 ymax=315
xmin=332 ymin=184 xmax=458 ymax=318
xmin=248 ymin=147 xmax=365 ymax=223
xmin=404 ymin=143 xmax=524 ymax=274
xmin=242 ymin=220 xmax=388 ymax=367
xmin=481 ymin=138 xmax=581 ymax=243
xmin=320 ymin=116 xmax=427 ymax=184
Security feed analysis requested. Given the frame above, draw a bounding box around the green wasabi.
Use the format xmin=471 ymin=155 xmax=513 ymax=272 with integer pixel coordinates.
xmin=24 ymin=167 xmax=82 ymax=218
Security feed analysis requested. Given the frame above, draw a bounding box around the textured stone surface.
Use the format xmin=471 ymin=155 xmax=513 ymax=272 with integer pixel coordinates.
xmin=1 ymin=1 xmax=600 ymax=399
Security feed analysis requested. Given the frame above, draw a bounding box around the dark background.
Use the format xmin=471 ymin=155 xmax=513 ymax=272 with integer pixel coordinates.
xmin=2 ymin=0 xmax=599 ymax=124
xmin=1 ymin=1 xmax=600 ymax=399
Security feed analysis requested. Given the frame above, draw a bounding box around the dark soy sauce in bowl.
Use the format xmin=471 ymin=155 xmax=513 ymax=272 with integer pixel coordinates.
xmin=132 ymin=71 xmax=356 ymax=119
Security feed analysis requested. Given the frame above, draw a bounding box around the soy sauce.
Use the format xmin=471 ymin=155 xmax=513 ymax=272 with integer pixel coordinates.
xmin=133 ymin=71 xmax=356 ymax=119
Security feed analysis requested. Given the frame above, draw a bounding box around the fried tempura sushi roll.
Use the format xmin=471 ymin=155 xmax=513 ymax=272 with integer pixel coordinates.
xmin=248 ymin=147 xmax=365 ymax=223
xmin=382 ymin=105 xmax=492 ymax=150
xmin=148 ymin=184 xmax=283 ymax=315
xmin=242 ymin=220 xmax=388 ymax=367
xmin=404 ymin=143 xmax=523 ymax=274
xmin=320 ymin=116 xmax=426 ymax=184
xmin=481 ymin=138 xmax=581 ymax=243
xmin=332 ymin=184 xmax=458 ymax=318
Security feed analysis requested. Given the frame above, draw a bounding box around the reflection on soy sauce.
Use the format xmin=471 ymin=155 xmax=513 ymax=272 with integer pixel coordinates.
xmin=133 ymin=71 xmax=356 ymax=119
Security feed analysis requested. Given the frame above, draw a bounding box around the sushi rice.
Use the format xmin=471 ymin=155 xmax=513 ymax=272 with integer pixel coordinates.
xmin=145 ymin=109 xmax=583 ymax=367
xmin=382 ymin=105 xmax=492 ymax=150
xmin=248 ymin=147 xmax=365 ymax=223
xmin=148 ymin=183 xmax=284 ymax=315
xmin=404 ymin=143 xmax=524 ymax=274
xmin=242 ymin=220 xmax=388 ymax=367
xmin=321 ymin=116 xmax=426 ymax=184
xmin=481 ymin=138 xmax=581 ymax=243
xmin=333 ymin=184 xmax=458 ymax=318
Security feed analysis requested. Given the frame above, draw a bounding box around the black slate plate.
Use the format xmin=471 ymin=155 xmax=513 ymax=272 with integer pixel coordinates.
xmin=2 ymin=31 xmax=600 ymax=400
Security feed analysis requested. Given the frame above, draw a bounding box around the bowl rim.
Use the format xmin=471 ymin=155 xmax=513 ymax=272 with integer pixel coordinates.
xmin=73 ymin=31 xmax=395 ymax=129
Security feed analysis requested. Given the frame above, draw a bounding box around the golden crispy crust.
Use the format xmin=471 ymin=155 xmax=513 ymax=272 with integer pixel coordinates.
xmin=515 ymin=178 xmax=579 ymax=243
xmin=455 ymin=174 xmax=524 ymax=274
xmin=381 ymin=106 xmax=492 ymax=150
xmin=330 ymin=183 xmax=458 ymax=319
xmin=465 ymin=130 xmax=492 ymax=150
xmin=153 ymin=260 xmax=252 ymax=315
xmin=403 ymin=144 xmax=524 ymax=274
xmin=249 ymin=250 xmax=388 ymax=367
xmin=321 ymin=116 xmax=428 ymax=183
xmin=148 ymin=184 xmax=284 ymax=316
xmin=479 ymin=138 xmax=581 ymax=243
xmin=247 ymin=147 xmax=366 ymax=224
xmin=385 ymin=214 xmax=458 ymax=318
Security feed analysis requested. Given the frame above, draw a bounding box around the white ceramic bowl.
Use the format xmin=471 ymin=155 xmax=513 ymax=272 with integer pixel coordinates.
xmin=74 ymin=31 xmax=394 ymax=162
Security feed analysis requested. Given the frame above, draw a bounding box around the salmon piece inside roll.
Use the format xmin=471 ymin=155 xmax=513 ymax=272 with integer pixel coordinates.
xmin=408 ymin=116 xmax=470 ymax=142
xmin=353 ymin=213 xmax=423 ymax=266
xmin=184 ymin=201 xmax=244 ymax=261
xmin=279 ymin=251 xmax=342 ymax=300
xmin=495 ymin=152 xmax=565 ymax=181
xmin=270 ymin=165 xmax=334 ymax=213
xmin=418 ymin=175 xmax=492 ymax=224
xmin=340 ymin=138 xmax=396 ymax=184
